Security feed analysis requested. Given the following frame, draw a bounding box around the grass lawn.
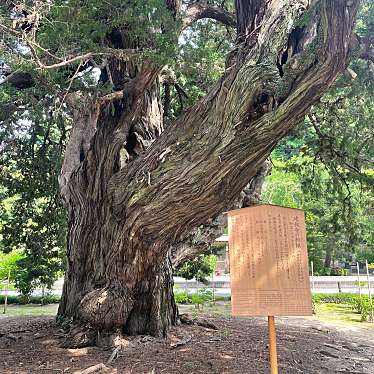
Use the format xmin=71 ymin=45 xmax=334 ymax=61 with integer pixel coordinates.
xmin=0 ymin=303 xmax=58 ymax=318
xmin=179 ymin=300 xmax=231 ymax=316
xmin=312 ymin=302 xmax=374 ymax=329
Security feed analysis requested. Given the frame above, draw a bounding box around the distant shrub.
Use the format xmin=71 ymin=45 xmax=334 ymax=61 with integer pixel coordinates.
xmin=315 ymin=267 xmax=331 ymax=276
xmin=174 ymin=289 xmax=230 ymax=306
xmin=330 ymin=268 xmax=350 ymax=276
xmin=350 ymin=295 xmax=374 ymax=322
xmin=0 ymin=295 xmax=20 ymax=304
xmin=353 ymin=281 xmax=368 ymax=287
xmin=313 ymin=293 xmax=374 ymax=322
xmin=312 ymin=293 xmax=356 ymax=304
xmin=174 ymin=291 xmax=191 ymax=304
xmin=0 ymin=294 xmax=60 ymax=305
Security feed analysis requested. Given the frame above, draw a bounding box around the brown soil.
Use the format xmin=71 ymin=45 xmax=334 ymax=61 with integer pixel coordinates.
xmin=0 ymin=314 xmax=373 ymax=374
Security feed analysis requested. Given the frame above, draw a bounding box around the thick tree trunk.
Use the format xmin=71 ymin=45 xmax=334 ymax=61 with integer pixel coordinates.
xmin=57 ymin=0 xmax=359 ymax=346
xmin=58 ymin=211 xmax=177 ymax=339
xmin=124 ymin=255 xmax=178 ymax=336
xmin=58 ymin=70 xmax=176 ymax=343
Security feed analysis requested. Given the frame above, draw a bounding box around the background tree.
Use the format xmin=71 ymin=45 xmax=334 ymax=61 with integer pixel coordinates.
xmin=262 ymin=159 xmax=373 ymax=274
xmin=0 ymin=250 xmax=24 ymax=288
xmin=0 ymin=0 xmax=370 ymax=347
xmin=175 ymin=250 xmax=218 ymax=285
xmin=0 ymin=98 xmax=67 ymax=295
xmin=262 ymin=17 xmax=374 ymax=274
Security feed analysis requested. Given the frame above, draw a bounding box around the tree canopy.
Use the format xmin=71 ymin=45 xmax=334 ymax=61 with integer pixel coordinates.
xmin=0 ymin=0 xmax=373 ymax=294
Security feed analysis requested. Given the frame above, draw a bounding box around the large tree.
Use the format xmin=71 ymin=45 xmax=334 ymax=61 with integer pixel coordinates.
xmin=0 ymin=0 xmax=370 ymax=345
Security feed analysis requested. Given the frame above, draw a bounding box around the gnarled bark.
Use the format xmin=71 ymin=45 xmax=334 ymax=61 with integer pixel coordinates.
xmin=171 ymin=160 xmax=272 ymax=268
xmin=58 ymin=68 xmax=174 ymax=338
xmin=57 ymin=0 xmax=359 ymax=345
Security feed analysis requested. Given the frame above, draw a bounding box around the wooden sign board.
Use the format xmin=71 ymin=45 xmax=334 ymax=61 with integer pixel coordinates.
xmin=228 ymin=204 xmax=312 ymax=316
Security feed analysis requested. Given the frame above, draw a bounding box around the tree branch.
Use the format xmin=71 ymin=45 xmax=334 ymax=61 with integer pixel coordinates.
xmin=98 ymin=66 xmax=161 ymax=106
xmin=182 ymin=1 xmax=237 ymax=30
xmin=31 ymin=49 xmax=139 ymax=70
xmin=0 ymin=23 xmax=139 ymax=70
xmin=235 ymin=0 xmax=267 ymax=36
xmin=171 ymin=161 xmax=272 ymax=268
xmin=109 ymin=0 xmax=359 ymax=262
xmin=100 ymin=90 xmax=124 ymax=103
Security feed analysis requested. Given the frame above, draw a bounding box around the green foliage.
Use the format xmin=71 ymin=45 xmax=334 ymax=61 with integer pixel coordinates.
xmin=0 ymin=250 xmax=24 ymax=281
xmin=174 ymin=290 xmax=230 ymax=305
xmin=312 ymin=293 xmax=357 ymax=304
xmin=356 ymin=250 xmax=374 ymax=264
xmin=174 ymin=290 xmax=190 ymax=304
xmin=14 ymin=256 xmax=62 ymax=296
xmin=356 ymin=0 xmax=374 ymax=39
xmin=330 ymin=268 xmax=350 ymax=276
xmin=0 ymin=105 xmax=67 ymax=296
xmin=165 ymin=19 xmax=233 ymax=120
xmin=190 ymin=289 xmax=211 ymax=310
xmin=261 ymin=160 xmax=303 ymax=208
xmin=0 ymin=249 xmax=62 ymax=297
xmin=175 ymin=253 xmax=217 ymax=284
xmin=263 ymin=157 xmax=373 ymax=271
xmin=1 ymin=1 xmax=180 ymax=71
xmin=353 ymin=281 xmax=368 ymax=287
xmin=350 ymin=295 xmax=374 ymax=322
xmin=313 ymin=267 xmax=332 ymax=276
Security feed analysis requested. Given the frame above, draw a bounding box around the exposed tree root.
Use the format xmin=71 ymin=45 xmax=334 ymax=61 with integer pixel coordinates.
xmin=60 ymin=321 xmax=158 ymax=351
xmin=106 ymin=346 xmax=121 ymax=365
xmin=79 ymin=363 xmax=109 ymax=374
xmin=179 ymin=313 xmax=218 ymax=330
xmin=60 ymin=324 xmax=97 ymax=349
xmin=170 ymin=335 xmax=192 ymax=348
xmin=59 ymin=313 xmax=216 ymax=351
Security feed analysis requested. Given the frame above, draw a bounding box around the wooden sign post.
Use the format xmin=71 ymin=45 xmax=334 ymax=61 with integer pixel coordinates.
xmin=268 ymin=315 xmax=278 ymax=374
xmin=228 ymin=204 xmax=312 ymax=373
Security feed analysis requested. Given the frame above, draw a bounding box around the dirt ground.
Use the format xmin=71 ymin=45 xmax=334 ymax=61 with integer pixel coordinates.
xmin=1 ymin=312 xmax=373 ymax=374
